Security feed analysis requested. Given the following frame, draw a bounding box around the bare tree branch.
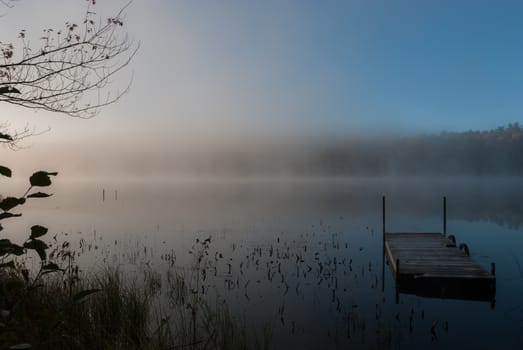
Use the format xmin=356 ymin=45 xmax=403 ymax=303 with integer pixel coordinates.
xmin=0 ymin=121 xmax=49 ymax=150
xmin=0 ymin=0 xmax=138 ymax=146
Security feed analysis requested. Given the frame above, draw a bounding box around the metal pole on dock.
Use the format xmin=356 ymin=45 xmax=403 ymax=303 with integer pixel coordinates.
xmin=382 ymin=195 xmax=386 ymax=292
xmin=382 ymin=196 xmax=386 ymax=237
xmin=395 ymin=258 xmax=400 ymax=304
xmin=443 ymin=196 xmax=447 ymax=235
xmin=491 ymin=262 xmax=496 ymax=309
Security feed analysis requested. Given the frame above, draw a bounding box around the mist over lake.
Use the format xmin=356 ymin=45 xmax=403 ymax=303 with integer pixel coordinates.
xmin=7 ymin=123 xmax=523 ymax=180
xmin=4 ymin=126 xmax=523 ymax=349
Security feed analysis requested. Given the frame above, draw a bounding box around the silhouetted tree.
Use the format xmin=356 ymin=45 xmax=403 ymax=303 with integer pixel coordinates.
xmin=0 ymin=0 xmax=138 ymax=148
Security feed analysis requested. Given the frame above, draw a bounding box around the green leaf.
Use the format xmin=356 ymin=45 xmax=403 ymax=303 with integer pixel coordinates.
xmin=41 ymin=263 xmax=63 ymax=275
xmin=42 ymin=262 xmax=60 ymax=270
xmin=0 ymin=197 xmax=22 ymax=211
xmin=29 ymin=171 xmax=58 ymax=187
xmin=30 ymin=225 xmax=48 ymax=239
xmin=0 ymin=261 xmax=15 ymax=269
xmin=29 ymin=171 xmax=52 ymax=187
xmin=72 ymin=289 xmax=101 ymax=303
xmin=27 ymin=192 xmax=52 ymax=198
xmin=41 ymin=270 xmax=61 ymax=277
xmin=0 ymin=239 xmax=13 ymax=247
xmin=21 ymin=269 xmax=29 ymax=283
xmin=0 ymin=133 xmax=14 ymax=141
xmin=24 ymin=239 xmax=48 ymax=261
xmin=0 ymin=212 xmax=22 ymax=221
xmin=0 ymin=240 xmax=24 ymax=256
xmin=0 ymin=166 xmax=12 ymax=178
xmin=0 ymin=86 xmax=21 ymax=94
xmin=9 ymin=344 xmax=32 ymax=349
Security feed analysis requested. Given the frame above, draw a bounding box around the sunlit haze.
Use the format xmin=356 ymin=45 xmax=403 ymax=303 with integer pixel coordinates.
xmin=4 ymin=0 xmax=523 ymax=178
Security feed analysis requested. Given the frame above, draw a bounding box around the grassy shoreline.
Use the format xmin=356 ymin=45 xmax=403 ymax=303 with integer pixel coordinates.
xmin=0 ymin=266 xmax=271 ymax=350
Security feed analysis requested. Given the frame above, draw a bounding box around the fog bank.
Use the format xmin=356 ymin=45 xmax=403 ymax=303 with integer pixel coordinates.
xmin=4 ymin=124 xmax=523 ymax=179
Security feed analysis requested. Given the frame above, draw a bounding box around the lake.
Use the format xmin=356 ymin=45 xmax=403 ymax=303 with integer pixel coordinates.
xmin=6 ymin=177 xmax=523 ymax=349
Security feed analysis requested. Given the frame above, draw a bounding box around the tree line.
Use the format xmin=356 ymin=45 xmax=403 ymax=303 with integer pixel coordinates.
xmin=315 ymin=123 xmax=523 ymax=176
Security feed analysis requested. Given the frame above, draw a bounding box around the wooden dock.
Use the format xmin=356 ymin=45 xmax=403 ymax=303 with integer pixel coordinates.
xmin=382 ymin=196 xmax=496 ymax=303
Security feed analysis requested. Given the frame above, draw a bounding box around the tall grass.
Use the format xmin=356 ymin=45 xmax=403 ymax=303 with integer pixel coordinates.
xmin=0 ymin=267 xmax=271 ymax=350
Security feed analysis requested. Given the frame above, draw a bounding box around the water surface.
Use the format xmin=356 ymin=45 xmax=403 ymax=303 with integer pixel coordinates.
xmin=6 ymin=177 xmax=523 ymax=349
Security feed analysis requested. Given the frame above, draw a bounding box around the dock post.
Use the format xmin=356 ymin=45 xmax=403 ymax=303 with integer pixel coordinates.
xmin=395 ymin=258 xmax=400 ymax=303
xmin=381 ymin=257 xmax=385 ymax=292
xmin=491 ymin=262 xmax=497 ymax=309
xmin=443 ymin=196 xmax=447 ymax=235
xmin=382 ymin=195 xmax=386 ymax=292
xmin=382 ymin=196 xmax=386 ymax=237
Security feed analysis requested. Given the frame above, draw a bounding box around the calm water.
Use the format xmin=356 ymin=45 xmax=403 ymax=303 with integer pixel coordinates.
xmin=6 ymin=177 xmax=523 ymax=349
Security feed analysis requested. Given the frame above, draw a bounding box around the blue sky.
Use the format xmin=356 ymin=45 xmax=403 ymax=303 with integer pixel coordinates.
xmin=147 ymin=0 xmax=523 ymax=134
xmin=4 ymin=0 xmax=523 ymax=145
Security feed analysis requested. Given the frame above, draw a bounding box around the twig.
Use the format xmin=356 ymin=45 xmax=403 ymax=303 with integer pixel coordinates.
xmin=512 ymin=252 xmax=523 ymax=282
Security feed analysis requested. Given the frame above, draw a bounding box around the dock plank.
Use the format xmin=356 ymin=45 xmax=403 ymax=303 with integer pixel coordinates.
xmin=381 ymin=196 xmax=495 ymax=303
xmin=384 ymin=231 xmax=495 ymax=302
